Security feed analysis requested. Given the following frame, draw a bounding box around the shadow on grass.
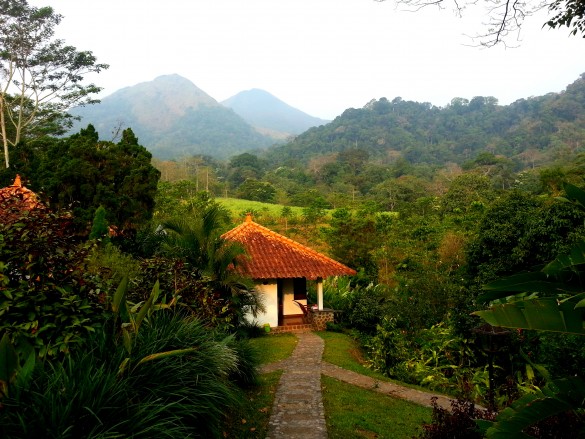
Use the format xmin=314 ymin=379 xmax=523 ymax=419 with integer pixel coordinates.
xmin=322 ymin=375 xmax=431 ymax=439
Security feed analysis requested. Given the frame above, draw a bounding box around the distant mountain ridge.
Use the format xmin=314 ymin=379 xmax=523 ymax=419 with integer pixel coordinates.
xmin=221 ymin=89 xmax=329 ymax=136
xmin=70 ymin=74 xmax=318 ymax=159
xmin=263 ymin=73 xmax=585 ymax=170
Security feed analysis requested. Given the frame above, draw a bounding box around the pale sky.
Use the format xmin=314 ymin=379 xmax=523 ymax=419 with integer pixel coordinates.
xmin=29 ymin=0 xmax=585 ymax=120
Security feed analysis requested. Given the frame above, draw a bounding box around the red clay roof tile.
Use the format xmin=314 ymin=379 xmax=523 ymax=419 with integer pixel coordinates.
xmin=222 ymin=216 xmax=356 ymax=280
xmin=0 ymin=175 xmax=43 ymax=211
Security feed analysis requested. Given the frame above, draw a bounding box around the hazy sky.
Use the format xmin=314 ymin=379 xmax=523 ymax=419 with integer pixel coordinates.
xmin=29 ymin=0 xmax=585 ymax=120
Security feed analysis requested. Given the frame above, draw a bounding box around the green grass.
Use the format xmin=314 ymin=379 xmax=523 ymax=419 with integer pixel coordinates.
xmin=223 ymin=371 xmax=282 ymax=438
xmin=318 ymin=331 xmax=391 ymax=380
xmin=322 ymin=375 xmax=431 ymax=439
xmin=217 ymin=197 xmax=306 ymax=219
xmin=249 ymin=333 xmax=298 ymax=365
xmin=317 ymin=331 xmax=436 ymax=393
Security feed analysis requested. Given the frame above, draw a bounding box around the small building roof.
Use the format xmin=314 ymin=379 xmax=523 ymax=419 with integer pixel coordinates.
xmin=0 ymin=175 xmax=43 ymax=210
xmin=222 ymin=214 xmax=356 ymax=280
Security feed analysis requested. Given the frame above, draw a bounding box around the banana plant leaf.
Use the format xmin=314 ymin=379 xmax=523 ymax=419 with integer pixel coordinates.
xmin=477 ymin=376 xmax=585 ymax=438
xmin=473 ymin=296 xmax=585 ymax=334
xmin=478 ymin=272 xmax=580 ymax=304
xmin=559 ymin=182 xmax=585 ymax=210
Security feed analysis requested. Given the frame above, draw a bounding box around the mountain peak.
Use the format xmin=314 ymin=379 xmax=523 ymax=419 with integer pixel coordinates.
xmin=222 ymin=89 xmax=329 ymax=135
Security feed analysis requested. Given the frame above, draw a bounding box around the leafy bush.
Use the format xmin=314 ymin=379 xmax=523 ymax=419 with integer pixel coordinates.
xmin=417 ymin=397 xmax=495 ymax=439
xmin=320 ymin=277 xmax=390 ymax=333
xmin=0 ymin=203 xmax=105 ymax=358
xmin=325 ymin=321 xmax=343 ymax=332
xmin=535 ymin=332 xmax=585 ymax=378
xmin=0 ymin=311 xmax=258 ymax=438
xmin=366 ymin=318 xmax=480 ymax=396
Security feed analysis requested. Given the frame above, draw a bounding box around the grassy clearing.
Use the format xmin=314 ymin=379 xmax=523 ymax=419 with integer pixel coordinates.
xmin=318 ymin=331 xmax=392 ymax=380
xmin=322 ymin=375 xmax=431 ymax=439
xmin=217 ymin=197 xmax=305 ymax=219
xmin=317 ymin=331 xmax=434 ymax=393
xmin=223 ymin=370 xmax=282 ymax=438
xmin=249 ymin=333 xmax=298 ymax=365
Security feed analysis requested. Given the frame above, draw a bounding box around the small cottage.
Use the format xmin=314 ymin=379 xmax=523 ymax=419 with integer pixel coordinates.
xmin=222 ymin=214 xmax=356 ymax=330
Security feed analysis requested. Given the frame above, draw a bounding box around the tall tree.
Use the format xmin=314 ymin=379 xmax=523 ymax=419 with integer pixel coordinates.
xmin=4 ymin=125 xmax=160 ymax=234
xmin=0 ymin=0 xmax=108 ymax=168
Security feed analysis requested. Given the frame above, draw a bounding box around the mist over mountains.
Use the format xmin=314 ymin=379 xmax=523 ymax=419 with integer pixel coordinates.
xmin=222 ymin=89 xmax=329 ymax=137
xmin=69 ymin=74 xmax=327 ymax=159
xmin=69 ymin=73 xmax=585 ymax=170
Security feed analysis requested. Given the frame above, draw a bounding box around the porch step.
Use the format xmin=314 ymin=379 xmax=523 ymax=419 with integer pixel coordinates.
xmin=270 ymin=324 xmax=313 ymax=334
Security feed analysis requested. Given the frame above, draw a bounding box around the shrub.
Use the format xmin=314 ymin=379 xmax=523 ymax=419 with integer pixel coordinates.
xmin=325 ymin=321 xmax=343 ymax=332
xmin=417 ymin=397 xmax=495 ymax=439
xmin=0 ymin=311 xmax=258 ymax=438
xmin=0 ymin=204 xmax=105 ymax=358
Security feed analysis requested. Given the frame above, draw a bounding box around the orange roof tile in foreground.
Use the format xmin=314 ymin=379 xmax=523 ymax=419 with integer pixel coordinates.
xmin=222 ymin=214 xmax=356 ymax=280
xmin=0 ymin=175 xmax=43 ymax=210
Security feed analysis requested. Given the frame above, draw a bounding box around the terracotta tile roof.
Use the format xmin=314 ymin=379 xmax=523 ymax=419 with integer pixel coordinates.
xmin=222 ymin=214 xmax=356 ymax=280
xmin=0 ymin=175 xmax=43 ymax=210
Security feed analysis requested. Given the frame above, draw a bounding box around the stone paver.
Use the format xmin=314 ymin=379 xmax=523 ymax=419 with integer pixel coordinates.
xmin=265 ymin=332 xmax=327 ymax=439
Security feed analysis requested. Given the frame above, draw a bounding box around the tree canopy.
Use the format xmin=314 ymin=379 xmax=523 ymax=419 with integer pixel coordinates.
xmin=0 ymin=0 xmax=108 ymax=168
xmin=1 ymin=125 xmax=160 ymax=234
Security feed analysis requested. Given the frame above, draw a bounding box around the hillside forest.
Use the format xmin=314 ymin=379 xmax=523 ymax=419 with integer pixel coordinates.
xmin=2 ymin=1 xmax=585 ymax=435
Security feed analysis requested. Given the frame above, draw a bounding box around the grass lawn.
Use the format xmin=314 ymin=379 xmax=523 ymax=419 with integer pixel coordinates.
xmin=217 ymin=197 xmax=306 ymax=219
xmin=317 ymin=331 xmax=438 ymax=393
xmin=248 ymin=333 xmax=298 ymax=365
xmin=223 ymin=370 xmax=282 ymax=438
xmin=322 ymin=375 xmax=431 ymax=439
xmin=317 ymin=331 xmax=394 ymax=381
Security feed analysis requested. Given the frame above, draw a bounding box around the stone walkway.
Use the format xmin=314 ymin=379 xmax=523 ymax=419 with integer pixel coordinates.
xmin=321 ymin=362 xmax=453 ymax=410
xmin=265 ymin=332 xmax=327 ymax=439
xmin=261 ymin=332 xmax=468 ymax=439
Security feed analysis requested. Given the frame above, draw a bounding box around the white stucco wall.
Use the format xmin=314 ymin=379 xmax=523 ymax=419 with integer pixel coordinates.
xmin=248 ymin=280 xmax=278 ymax=327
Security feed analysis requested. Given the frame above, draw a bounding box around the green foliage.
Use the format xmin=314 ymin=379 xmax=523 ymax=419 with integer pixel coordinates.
xmin=441 ymin=173 xmax=495 ymax=215
xmin=536 ymin=332 xmax=585 ymax=377
xmin=5 ymin=126 xmax=160 ymax=233
xmin=264 ymin=77 xmax=585 ymax=174
xmin=478 ymin=377 xmax=585 ymax=438
xmin=236 ymin=178 xmax=277 ymax=203
xmin=365 ymin=318 xmax=486 ymax=399
xmin=0 ymin=311 xmax=258 ymax=438
xmin=88 ymin=205 xmax=109 ymax=241
xmin=467 ymin=189 xmax=585 ymax=284
xmin=472 ymin=182 xmax=585 ymax=436
xmin=417 ymin=398 xmax=495 ymax=439
xmin=134 ymin=204 xmax=262 ymax=331
xmin=0 ymin=202 xmax=104 ymax=358
xmin=547 ymin=1 xmax=585 ymax=36
xmin=319 ymin=278 xmax=390 ymax=333
xmin=324 ymin=208 xmax=379 ymax=278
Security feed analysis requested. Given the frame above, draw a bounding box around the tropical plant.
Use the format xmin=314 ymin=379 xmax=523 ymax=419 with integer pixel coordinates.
xmin=0 ymin=200 xmax=104 ymax=358
xmin=150 ymin=204 xmax=262 ymax=330
xmin=0 ymin=310 xmax=257 ymax=438
xmin=473 ymin=183 xmax=585 ymax=436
